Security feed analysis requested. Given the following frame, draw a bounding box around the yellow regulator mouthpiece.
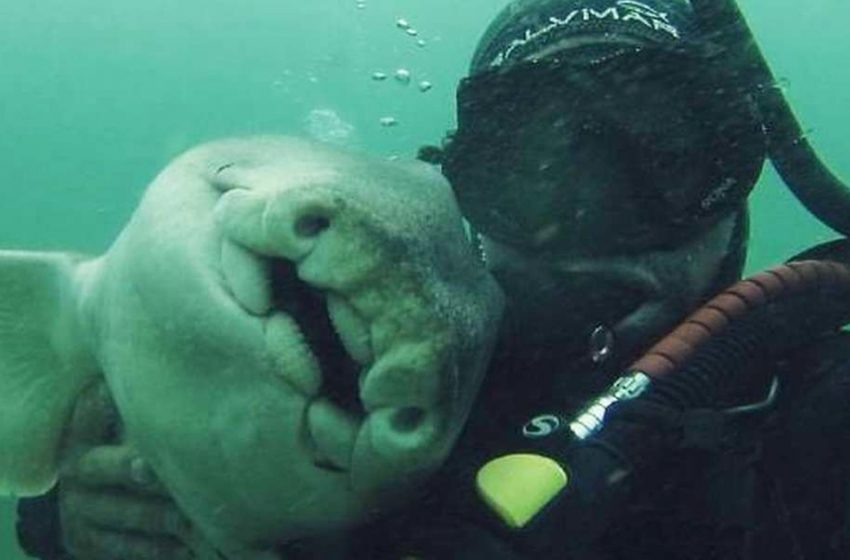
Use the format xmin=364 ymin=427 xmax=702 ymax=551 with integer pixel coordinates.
xmin=475 ymin=453 xmax=568 ymax=529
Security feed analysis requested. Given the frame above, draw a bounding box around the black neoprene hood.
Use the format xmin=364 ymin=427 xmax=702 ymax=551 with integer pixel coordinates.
xmin=471 ymin=0 xmax=699 ymax=72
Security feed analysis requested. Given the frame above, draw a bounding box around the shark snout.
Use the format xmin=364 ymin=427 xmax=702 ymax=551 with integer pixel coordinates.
xmin=209 ymin=160 xmax=454 ymax=477
xmin=211 ymin=171 xmax=341 ymax=265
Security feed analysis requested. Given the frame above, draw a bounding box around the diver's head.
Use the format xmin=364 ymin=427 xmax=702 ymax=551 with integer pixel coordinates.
xmin=479 ymin=210 xmax=747 ymax=361
xmin=442 ymin=0 xmax=765 ymax=362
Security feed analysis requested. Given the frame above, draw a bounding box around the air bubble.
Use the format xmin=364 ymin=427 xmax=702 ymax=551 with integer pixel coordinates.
xmin=304 ymin=108 xmax=355 ymax=146
xmin=394 ymin=68 xmax=411 ymax=85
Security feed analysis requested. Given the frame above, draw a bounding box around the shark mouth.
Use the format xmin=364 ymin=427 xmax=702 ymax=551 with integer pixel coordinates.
xmin=268 ymin=259 xmax=365 ymax=417
xmin=220 ymin=239 xmax=375 ymax=473
xmin=268 ymin=259 xmax=371 ymax=474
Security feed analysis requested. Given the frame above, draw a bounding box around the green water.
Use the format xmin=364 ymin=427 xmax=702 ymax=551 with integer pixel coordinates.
xmin=1 ymin=0 xmax=848 ymax=557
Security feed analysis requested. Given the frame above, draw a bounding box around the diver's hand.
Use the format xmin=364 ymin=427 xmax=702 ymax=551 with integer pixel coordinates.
xmin=57 ymin=379 xmax=196 ymax=560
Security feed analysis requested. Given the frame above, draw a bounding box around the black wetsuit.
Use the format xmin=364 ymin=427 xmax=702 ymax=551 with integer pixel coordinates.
xmin=17 ymin=332 xmax=850 ymax=560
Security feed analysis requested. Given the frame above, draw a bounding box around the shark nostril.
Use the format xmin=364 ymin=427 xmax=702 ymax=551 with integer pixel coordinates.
xmin=391 ymin=407 xmax=427 ymax=433
xmin=295 ymin=214 xmax=331 ymax=238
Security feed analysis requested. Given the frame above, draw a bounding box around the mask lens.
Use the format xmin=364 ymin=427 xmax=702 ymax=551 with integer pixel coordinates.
xmin=444 ymin=49 xmax=738 ymax=254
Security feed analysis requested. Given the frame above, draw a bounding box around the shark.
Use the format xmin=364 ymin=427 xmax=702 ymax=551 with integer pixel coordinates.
xmin=0 ymin=136 xmax=504 ymax=557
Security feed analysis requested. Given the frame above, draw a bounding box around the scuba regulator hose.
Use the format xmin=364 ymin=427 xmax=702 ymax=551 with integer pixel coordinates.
xmin=690 ymin=0 xmax=850 ymax=237
xmin=474 ymin=257 xmax=850 ymax=557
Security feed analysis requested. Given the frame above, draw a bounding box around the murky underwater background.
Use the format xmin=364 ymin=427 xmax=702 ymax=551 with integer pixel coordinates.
xmin=1 ymin=0 xmax=848 ymax=556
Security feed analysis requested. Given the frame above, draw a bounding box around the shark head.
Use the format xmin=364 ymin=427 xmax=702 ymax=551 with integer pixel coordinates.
xmin=0 ymin=136 xmax=503 ymax=553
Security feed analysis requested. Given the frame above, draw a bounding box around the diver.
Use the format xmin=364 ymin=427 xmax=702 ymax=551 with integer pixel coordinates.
xmin=16 ymin=0 xmax=850 ymax=558
xmin=412 ymin=0 xmax=850 ymax=558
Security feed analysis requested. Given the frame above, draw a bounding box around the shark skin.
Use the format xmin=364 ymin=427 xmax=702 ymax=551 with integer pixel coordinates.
xmin=0 ymin=136 xmax=504 ymax=558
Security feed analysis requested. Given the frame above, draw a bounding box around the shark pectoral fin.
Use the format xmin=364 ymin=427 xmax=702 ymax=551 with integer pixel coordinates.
xmin=0 ymin=251 xmax=99 ymax=496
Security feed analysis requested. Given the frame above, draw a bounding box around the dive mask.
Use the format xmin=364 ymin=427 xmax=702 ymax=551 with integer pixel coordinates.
xmin=442 ymin=46 xmax=766 ymax=254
